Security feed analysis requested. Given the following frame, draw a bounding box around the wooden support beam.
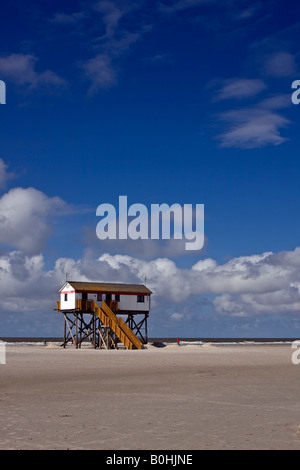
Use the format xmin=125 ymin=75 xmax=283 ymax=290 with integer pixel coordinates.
xmin=59 ymin=300 xmax=147 ymax=350
xmin=125 ymin=313 xmax=148 ymax=344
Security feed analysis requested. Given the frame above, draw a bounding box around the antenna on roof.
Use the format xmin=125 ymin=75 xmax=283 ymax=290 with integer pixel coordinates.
xmin=66 ymin=272 xmax=69 ymax=282
xmin=144 ymin=276 xmax=147 ymax=286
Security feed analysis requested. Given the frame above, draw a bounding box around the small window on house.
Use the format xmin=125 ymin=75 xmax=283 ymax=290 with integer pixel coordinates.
xmin=64 ymin=294 xmax=68 ymax=301
xmin=97 ymin=293 xmax=102 ymax=302
xmin=82 ymin=293 xmax=88 ymax=300
xmin=137 ymin=295 xmax=144 ymax=303
xmin=115 ymin=294 xmax=120 ymax=302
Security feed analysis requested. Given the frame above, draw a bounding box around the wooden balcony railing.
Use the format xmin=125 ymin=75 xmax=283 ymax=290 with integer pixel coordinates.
xmin=55 ymin=298 xmax=119 ymax=313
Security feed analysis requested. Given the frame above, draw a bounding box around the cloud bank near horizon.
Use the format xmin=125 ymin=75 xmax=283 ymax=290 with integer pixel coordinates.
xmin=0 ymin=157 xmax=299 ymax=323
xmin=0 ymin=245 xmax=299 ymax=321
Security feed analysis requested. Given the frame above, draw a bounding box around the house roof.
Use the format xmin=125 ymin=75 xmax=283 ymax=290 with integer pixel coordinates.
xmin=60 ymin=281 xmax=152 ymax=295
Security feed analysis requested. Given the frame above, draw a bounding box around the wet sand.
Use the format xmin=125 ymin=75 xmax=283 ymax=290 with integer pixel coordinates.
xmin=0 ymin=343 xmax=300 ymax=450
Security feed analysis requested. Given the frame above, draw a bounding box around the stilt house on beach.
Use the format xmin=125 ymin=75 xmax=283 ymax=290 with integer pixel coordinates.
xmin=55 ymin=281 xmax=152 ymax=350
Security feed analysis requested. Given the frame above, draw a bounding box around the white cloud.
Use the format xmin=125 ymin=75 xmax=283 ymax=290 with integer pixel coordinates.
xmin=0 ymin=159 xmax=14 ymax=189
xmin=157 ymin=0 xmax=214 ymax=14
xmin=264 ymin=51 xmax=297 ymax=77
xmin=213 ymin=286 xmax=300 ymax=317
xmin=92 ymin=248 xmax=300 ymax=315
xmin=0 ymin=187 xmax=72 ymax=255
xmin=258 ymin=94 xmax=291 ymax=110
xmin=82 ymin=31 xmax=142 ymax=92
xmin=83 ymin=224 xmax=195 ymax=258
xmin=80 ymin=2 xmax=147 ymax=92
xmin=170 ymin=312 xmax=184 ymax=321
xmin=50 ymin=11 xmax=86 ymax=25
xmin=0 ymin=53 xmax=66 ymax=88
xmin=1 ymin=238 xmax=300 ymax=320
xmin=217 ymin=106 xmax=290 ymax=148
xmin=215 ymin=78 xmax=267 ymax=100
xmin=0 ymin=251 xmax=65 ymax=313
xmin=49 ymin=2 xmax=147 ymax=93
xmin=212 ymin=74 xmax=292 ymax=149
xmin=191 ymin=257 xmax=217 ymax=271
xmin=0 ymin=163 xmax=298 ymax=318
xmin=235 ymin=6 xmax=259 ymax=20
xmin=94 ymin=0 xmax=124 ymax=38
xmin=83 ymin=54 xmax=117 ymax=91
xmin=51 ymin=247 xmax=300 ymax=315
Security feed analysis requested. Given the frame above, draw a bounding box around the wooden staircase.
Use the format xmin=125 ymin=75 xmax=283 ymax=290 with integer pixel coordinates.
xmin=92 ymin=300 xmax=143 ymax=350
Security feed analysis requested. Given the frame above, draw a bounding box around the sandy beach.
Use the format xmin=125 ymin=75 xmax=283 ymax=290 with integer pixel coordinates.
xmin=0 ymin=342 xmax=300 ymax=450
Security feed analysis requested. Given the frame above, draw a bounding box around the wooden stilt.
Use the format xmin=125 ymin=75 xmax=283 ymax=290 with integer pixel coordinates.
xmin=58 ymin=300 xmax=147 ymax=349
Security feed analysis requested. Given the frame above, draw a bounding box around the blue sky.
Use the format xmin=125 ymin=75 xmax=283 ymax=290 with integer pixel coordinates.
xmin=0 ymin=0 xmax=300 ymax=338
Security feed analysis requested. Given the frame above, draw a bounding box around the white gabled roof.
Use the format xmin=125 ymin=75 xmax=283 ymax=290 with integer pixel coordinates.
xmin=59 ymin=281 xmax=152 ymax=295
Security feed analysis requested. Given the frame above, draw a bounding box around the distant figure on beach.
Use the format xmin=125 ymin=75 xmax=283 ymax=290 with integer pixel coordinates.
xmin=177 ymin=338 xmax=180 ymax=346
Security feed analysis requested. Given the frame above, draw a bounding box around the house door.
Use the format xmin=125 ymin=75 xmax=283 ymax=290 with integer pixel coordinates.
xmin=106 ymin=294 xmax=111 ymax=302
xmin=81 ymin=292 xmax=88 ymax=312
